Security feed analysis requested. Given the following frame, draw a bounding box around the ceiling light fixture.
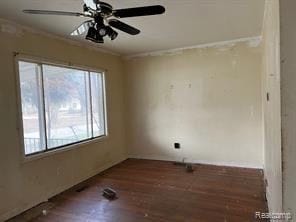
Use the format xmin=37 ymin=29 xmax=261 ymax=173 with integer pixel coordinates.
xmin=85 ymin=26 xmax=97 ymax=41
xmin=95 ymin=35 xmax=104 ymax=44
xmin=106 ymin=26 xmax=118 ymax=40
xmin=86 ymin=26 xmax=104 ymax=43
xmin=97 ymin=25 xmax=107 ymax=37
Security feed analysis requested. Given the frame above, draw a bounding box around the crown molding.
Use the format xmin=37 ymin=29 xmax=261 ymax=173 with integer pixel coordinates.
xmin=0 ymin=18 xmax=262 ymax=60
xmin=124 ymin=36 xmax=262 ymax=60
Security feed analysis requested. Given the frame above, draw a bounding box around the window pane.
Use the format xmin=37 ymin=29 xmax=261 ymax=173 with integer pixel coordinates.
xmin=90 ymin=72 xmax=105 ymax=137
xmin=43 ymin=65 xmax=91 ymax=149
xmin=19 ymin=61 xmax=46 ymax=154
xmin=18 ymin=60 xmax=106 ymax=155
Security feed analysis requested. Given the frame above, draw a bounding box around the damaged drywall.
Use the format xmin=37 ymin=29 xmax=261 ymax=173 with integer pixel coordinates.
xmin=125 ymin=36 xmax=262 ymax=60
xmin=0 ymin=21 xmax=126 ymax=221
xmin=124 ymin=41 xmax=263 ymax=168
xmin=0 ymin=22 xmax=23 ymax=37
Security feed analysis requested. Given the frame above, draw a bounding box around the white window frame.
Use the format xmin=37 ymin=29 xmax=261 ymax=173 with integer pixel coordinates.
xmin=15 ymin=54 xmax=108 ymax=161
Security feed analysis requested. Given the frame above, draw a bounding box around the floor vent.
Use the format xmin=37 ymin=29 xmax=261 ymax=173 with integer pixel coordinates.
xmin=76 ymin=185 xmax=89 ymax=192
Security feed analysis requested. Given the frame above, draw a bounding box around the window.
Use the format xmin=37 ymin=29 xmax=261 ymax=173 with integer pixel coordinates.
xmin=17 ymin=60 xmax=106 ymax=156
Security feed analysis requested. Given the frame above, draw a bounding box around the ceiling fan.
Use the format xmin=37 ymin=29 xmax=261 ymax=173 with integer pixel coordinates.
xmin=23 ymin=0 xmax=165 ymax=43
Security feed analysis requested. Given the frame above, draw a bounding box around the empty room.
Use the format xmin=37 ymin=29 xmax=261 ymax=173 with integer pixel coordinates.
xmin=0 ymin=0 xmax=295 ymax=221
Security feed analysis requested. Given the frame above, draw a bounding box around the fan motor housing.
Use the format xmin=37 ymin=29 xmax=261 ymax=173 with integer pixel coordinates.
xmin=99 ymin=2 xmax=113 ymax=15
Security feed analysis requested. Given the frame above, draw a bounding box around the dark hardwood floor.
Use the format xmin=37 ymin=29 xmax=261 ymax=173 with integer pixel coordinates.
xmin=12 ymin=159 xmax=268 ymax=222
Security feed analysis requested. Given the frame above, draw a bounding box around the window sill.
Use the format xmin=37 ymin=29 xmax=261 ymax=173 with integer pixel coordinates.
xmin=21 ymin=135 xmax=108 ymax=163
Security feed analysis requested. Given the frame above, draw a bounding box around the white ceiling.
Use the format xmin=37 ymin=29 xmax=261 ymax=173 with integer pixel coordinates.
xmin=0 ymin=0 xmax=265 ymax=56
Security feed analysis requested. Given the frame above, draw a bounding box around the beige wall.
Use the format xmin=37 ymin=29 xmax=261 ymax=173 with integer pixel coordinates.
xmin=0 ymin=13 xmax=271 ymax=221
xmin=0 ymin=20 xmax=126 ymax=221
xmin=125 ymin=41 xmax=263 ymax=168
xmin=280 ymin=0 xmax=296 ymax=216
xmin=261 ymin=0 xmax=282 ymax=213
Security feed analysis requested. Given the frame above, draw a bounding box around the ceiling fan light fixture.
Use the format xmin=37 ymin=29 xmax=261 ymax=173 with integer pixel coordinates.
xmin=86 ymin=26 xmax=104 ymax=43
xmin=23 ymin=1 xmax=166 ymax=44
xmin=109 ymin=30 xmax=118 ymax=40
xmin=94 ymin=35 xmax=104 ymax=43
xmin=97 ymin=26 xmax=107 ymax=37
xmin=85 ymin=26 xmax=97 ymax=42
xmin=106 ymin=26 xmax=118 ymax=40
xmin=85 ymin=27 xmax=97 ymax=41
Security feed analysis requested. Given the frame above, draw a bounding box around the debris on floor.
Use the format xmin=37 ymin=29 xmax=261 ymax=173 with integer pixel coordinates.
xmin=102 ymin=187 xmax=117 ymax=200
xmin=174 ymin=159 xmax=195 ymax=173
xmin=7 ymin=202 xmax=54 ymax=222
xmin=186 ymin=163 xmax=194 ymax=173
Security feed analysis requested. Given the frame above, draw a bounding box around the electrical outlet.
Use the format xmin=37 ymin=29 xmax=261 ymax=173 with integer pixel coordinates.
xmin=174 ymin=143 xmax=180 ymax=149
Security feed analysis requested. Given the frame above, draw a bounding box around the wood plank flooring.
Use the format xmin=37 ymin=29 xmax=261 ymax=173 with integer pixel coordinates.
xmin=10 ymin=159 xmax=268 ymax=222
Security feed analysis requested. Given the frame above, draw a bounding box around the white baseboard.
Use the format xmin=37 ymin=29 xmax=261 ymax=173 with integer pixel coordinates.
xmin=128 ymin=155 xmax=263 ymax=169
xmin=0 ymin=157 xmax=127 ymax=222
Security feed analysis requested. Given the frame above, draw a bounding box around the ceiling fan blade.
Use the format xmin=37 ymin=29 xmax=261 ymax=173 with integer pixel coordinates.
xmin=113 ymin=5 xmax=165 ymax=18
xmin=70 ymin=20 xmax=93 ymax=36
xmin=23 ymin=9 xmax=88 ymax=17
xmin=83 ymin=0 xmax=97 ymax=10
xmin=108 ymin=19 xmax=140 ymax=35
